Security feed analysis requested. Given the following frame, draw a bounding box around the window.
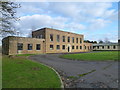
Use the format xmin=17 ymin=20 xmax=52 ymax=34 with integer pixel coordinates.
xmin=57 ymin=35 xmax=60 ymax=42
xmin=62 ymin=36 xmax=65 ymax=42
xmin=50 ymin=45 xmax=54 ymax=50
xmin=28 ymin=44 xmax=33 ymax=50
xmin=17 ymin=43 xmax=23 ymax=50
xmin=80 ymin=46 xmax=82 ymax=49
xmin=102 ymin=46 xmax=104 ymax=49
xmin=76 ymin=46 xmax=78 ymax=49
xmin=56 ymin=45 xmax=60 ymax=50
xmin=39 ymin=35 xmax=43 ymax=39
xmin=62 ymin=45 xmax=65 ymax=49
xmin=113 ymin=45 xmax=116 ymax=49
xmin=72 ymin=37 xmax=74 ymax=43
xmin=36 ymin=44 xmax=41 ymax=50
xmin=68 ymin=37 xmax=70 ymax=42
xmin=80 ymin=38 xmax=82 ymax=43
xmin=93 ymin=46 xmax=96 ymax=49
xmin=90 ymin=46 xmax=92 ymax=49
xmin=76 ymin=38 xmax=78 ymax=43
xmin=50 ymin=34 xmax=53 ymax=41
xmin=97 ymin=46 xmax=99 ymax=49
xmin=72 ymin=46 xmax=74 ymax=49
xmin=88 ymin=46 xmax=89 ymax=50
xmin=108 ymin=46 xmax=110 ymax=49
xmin=84 ymin=45 xmax=86 ymax=49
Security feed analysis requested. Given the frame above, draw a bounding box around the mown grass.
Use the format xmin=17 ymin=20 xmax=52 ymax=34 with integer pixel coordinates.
xmin=60 ymin=51 xmax=119 ymax=61
xmin=2 ymin=55 xmax=61 ymax=88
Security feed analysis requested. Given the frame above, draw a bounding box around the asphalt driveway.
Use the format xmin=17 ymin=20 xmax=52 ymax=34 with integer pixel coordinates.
xmin=29 ymin=54 xmax=118 ymax=88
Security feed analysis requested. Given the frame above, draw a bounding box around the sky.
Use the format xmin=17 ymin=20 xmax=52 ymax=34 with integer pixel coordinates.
xmin=13 ymin=1 xmax=118 ymax=43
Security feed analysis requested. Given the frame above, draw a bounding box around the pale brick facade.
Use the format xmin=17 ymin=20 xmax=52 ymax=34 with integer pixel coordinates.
xmin=2 ymin=28 xmax=92 ymax=55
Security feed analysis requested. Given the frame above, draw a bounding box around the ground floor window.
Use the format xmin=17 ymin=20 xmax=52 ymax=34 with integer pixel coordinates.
xmin=36 ymin=44 xmax=41 ymax=50
xmin=88 ymin=46 xmax=89 ymax=50
xmin=62 ymin=45 xmax=65 ymax=50
xmin=56 ymin=45 xmax=60 ymax=50
xmin=80 ymin=46 xmax=82 ymax=49
xmin=28 ymin=44 xmax=33 ymax=50
xmin=76 ymin=46 xmax=78 ymax=49
xmin=84 ymin=45 xmax=86 ymax=49
xmin=93 ymin=46 xmax=96 ymax=49
xmin=113 ymin=45 xmax=116 ymax=49
xmin=17 ymin=43 xmax=23 ymax=50
xmin=97 ymin=46 xmax=99 ymax=49
xmin=50 ymin=45 xmax=54 ymax=50
xmin=102 ymin=46 xmax=104 ymax=49
xmin=108 ymin=46 xmax=110 ymax=49
xmin=72 ymin=46 xmax=74 ymax=49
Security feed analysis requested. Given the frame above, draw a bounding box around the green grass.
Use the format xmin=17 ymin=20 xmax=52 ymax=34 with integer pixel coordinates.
xmin=60 ymin=51 xmax=119 ymax=61
xmin=2 ymin=55 xmax=61 ymax=88
xmin=16 ymin=54 xmax=36 ymax=56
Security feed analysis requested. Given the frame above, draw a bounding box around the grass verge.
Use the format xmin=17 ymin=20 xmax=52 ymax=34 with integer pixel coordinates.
xmin=2 ymin=55 xmax=61 ymax=88
xmin=60 ymin=51 xmax=119 ymax=61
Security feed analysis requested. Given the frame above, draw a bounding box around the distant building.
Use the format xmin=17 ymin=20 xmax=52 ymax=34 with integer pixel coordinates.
xmin=2 ymin=27 xmax=92 ymax=55
xmin=93 ymin=43 xmax=119 ymax=51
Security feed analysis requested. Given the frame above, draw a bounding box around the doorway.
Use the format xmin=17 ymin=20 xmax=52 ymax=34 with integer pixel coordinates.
xmin=68 ymin=46 xmax=70 ymax=52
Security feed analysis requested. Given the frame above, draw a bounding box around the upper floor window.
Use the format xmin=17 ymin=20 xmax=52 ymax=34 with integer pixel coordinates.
xmin=17 ymin=43 xmax=23 ymax=50
xmin=39 ymin=35 xmax=43 ymax=39
xmin=28 ymin=44 xmax=33 ymax=50
xmin=36 ymin=44 xmax=41 ymax=50
xmin=76 ymin=38 xmax=78 ymax=43
xmin=57 ymin=35 xmax=60 ymax=42
xmin=68 ymin=37 xmax=70 ymax=42
xmin=72 ymin=37 xmax=74 ymax=43
xmin=62 ymin=36 xmax=65 ymax=42
xmin=50 ymin=45 xmax=54 ymax=50
xmin=80 ymin=38 xmax=82 ymax=43
xmin=50 ymin=34 xmax=53 ymax=41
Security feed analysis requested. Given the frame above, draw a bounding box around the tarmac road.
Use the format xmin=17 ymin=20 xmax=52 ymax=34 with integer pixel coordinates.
xmin=29 ymin=54 xmax=118 ymax=88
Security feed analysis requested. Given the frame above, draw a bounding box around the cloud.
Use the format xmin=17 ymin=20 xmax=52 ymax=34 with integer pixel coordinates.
xmin=13 ymin=2 xmax=118 ymax=43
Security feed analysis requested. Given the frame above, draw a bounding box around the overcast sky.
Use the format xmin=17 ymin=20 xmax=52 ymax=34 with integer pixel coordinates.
xmin=14 ymin=2 xmax=118 ymax=42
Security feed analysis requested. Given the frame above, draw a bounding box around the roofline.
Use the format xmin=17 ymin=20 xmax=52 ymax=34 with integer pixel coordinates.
xmin=32 ymin=27 xmax=84 ymax=36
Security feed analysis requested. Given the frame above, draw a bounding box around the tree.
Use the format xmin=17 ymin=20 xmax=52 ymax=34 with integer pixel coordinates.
xmin=98 ymin=39 xmax=104 ymax=43
xmin=0 ymin=1 xmax=20 ymax=37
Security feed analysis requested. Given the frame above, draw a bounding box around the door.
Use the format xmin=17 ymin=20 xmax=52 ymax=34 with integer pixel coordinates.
xmin=68 ymin=46 xmax=70 ymax=52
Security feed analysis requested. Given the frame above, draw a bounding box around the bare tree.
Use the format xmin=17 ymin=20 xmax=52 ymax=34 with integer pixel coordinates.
xmin=0 ymin=1 xmax=20 ymax=37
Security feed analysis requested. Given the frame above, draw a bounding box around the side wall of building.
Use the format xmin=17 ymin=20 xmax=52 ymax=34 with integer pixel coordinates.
xmin=2 ymin=37 xmax=9 ymax=55
xmin=2 ymin=36 xmax=45 ymax=55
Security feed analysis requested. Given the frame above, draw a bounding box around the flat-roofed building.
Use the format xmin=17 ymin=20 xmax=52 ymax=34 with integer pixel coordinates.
xmin=92 ymin=43 xmax=118 ymax=51
xmin=2 ymin=27 xmax=93 ymax=55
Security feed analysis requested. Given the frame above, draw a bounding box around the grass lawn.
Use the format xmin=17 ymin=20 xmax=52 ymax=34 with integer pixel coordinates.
xmin=60 ymin=51 xmax=119 ymax=61
xmin=2 ymin=55 xmax=61 ymax=88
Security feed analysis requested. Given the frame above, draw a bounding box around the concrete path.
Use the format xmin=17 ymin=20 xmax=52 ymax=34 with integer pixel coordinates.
xmin=29 ymin=54 xmax=118 ymax=88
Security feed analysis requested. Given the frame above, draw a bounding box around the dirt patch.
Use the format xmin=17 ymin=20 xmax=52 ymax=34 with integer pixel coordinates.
xmin=31 ymin=67 xmax=40 ymax=71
